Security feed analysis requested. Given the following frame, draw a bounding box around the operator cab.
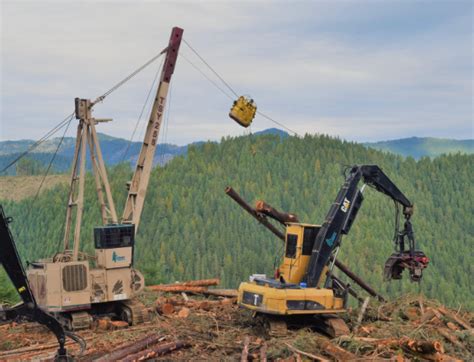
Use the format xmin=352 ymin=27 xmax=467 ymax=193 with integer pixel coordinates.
xmin=279 ymin=223 xmax=321 ymax=285
xmin=94 ymin=224 xmax=135 ymax=269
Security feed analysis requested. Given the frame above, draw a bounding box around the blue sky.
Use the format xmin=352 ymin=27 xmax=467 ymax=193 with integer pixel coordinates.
xmin=1 ymin=1 xmax=472 ymax=144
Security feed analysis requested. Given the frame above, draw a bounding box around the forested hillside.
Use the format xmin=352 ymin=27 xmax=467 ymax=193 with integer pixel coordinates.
xmin=3 ymin=130 xmax=472 ymax=176
xmin=1 ymin=134 xmax=472 ymax=309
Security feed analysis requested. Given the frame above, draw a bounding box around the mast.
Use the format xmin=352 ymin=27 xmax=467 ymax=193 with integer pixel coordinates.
xmin=63 ymin=98 xmax=118 ymax=261
xmin=121 ymin=27 xmax=183 ymax=232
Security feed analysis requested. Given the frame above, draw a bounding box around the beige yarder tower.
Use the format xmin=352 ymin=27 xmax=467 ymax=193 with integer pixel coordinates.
xmin=26 ymin=27 xmax=183 ymax=330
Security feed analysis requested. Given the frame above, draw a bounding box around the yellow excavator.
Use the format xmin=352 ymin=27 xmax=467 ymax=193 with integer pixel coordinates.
xmin=227 ymin=165 xmax=429 ymax=336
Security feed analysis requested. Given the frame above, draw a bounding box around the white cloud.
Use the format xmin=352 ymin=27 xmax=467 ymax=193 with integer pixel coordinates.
xmin=1 ymin=1 xmax=472 ymax=143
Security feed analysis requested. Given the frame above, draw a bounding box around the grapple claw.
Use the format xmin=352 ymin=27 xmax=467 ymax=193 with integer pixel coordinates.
xmin=384 ymin=250 xmax=429 ymax=282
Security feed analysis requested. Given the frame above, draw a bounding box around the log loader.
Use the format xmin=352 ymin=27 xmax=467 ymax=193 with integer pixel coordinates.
xmin=0 ymin=206 xmax=86 ymax=361
xmin=229 ymin=165 xmax=429 ymax=336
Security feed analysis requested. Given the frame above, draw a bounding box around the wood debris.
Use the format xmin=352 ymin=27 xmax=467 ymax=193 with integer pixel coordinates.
xmin=0 ymin=282 xmax=471 ymax=361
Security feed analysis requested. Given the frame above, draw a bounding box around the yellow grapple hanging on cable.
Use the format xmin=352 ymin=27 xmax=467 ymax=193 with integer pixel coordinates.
xmin=229 ymin=96 xmax=257 ymax=128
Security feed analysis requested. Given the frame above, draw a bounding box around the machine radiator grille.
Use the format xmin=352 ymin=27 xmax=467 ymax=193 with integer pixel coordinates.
xmin=62 ymin=264 xmax=87 ymax=292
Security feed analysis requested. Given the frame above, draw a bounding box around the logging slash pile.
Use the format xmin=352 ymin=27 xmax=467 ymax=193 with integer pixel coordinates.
xmin=0 ymin=279 xmax=472 ymax=361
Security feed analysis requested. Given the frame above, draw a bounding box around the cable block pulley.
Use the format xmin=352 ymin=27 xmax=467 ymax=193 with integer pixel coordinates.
xmin=229 ymin=96 xmax=257 ymax=128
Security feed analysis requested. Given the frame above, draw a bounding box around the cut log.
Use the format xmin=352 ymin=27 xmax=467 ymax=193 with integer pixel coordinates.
xmin=148 ymin=285 xmax=208 ymax=293
xmin=418 ymin=295 xmax=425 ymax=315
xmin=284 ymin=342 xmax=329 ymax=362
xmin=148 ymin=279 xmax=219 ymax=289
xmin=402 ymin=339 xmax=444 ymax=354
xmin=95 ymin=318 xmax=110 ymax=330
xmin=109 ymin=320 xmax=129 ymax=329
xmin=225 ymin=186 xmax=286 ymax=241
xmin=255 ymin=200 xmax=299 ymax=224
xmin=95 ymin=334 xmax=165 ymax=362
xmin=420 ymin=352 xmax=463 ymax=361
xmin=437 ymin=328 xmax=466 ymax=350
xmin=421 ymin=309 xmax=437 ymax=323
xmin=446 ymin=322 xmax=459 ymax=331
xmin=121 ymin=340 xmax=188 ymax=362
xmin=260 ymin=343 xmax=267 ymax=362
xmin=402 ymin=306 xmax=420 ymax=321
xmin=0 ymin=335 xmax=95 ymax=358
xmin=202 ymin=289 xmax=238 ymax=298
xmin=241 ymin=336 xmax=250 ymax=362
xmin=156 ymin=302 xmax=176 ymax=315
xmin=356 ymin=297 xmax=370 ymax=327
xmin=438 ymin=307 xmax=472 ymax=330
xmin=220 ymin=297 xmax=235 ymax=305
xmin=177 ymin=307 xmax=190 ymax=318
xmin=331 ymin=257 xmax=385 ymax=302
xmin=339 ymin=336 xmax=448 ymax=357
xmin=316 ymin=338 xmax=356 ymax=360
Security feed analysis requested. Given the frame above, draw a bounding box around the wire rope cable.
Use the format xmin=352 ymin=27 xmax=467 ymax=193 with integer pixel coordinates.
xmin=183 ymin=39 xmax=239 ymax=98
xmin=23 ymin=113 xmax=74 ymax=234
xmin=179 ymin=53 xmax=233 ymax=100
xmin=3 ymin=46 xmax=168 ymax=174
xmin=256 ymin=110 xmax=301 ymax=136
xmin=120 ymin=57 xmax=164 ymax=163
xmin=0 ymin=111 xmax=75 ymax=174
xmin=182 ymin=38 xmax=301 ymax=137
xmin=30 ymin=114 xmax=74 ymax=205
xmin=92 ymin=46 xmax=168 ymax=105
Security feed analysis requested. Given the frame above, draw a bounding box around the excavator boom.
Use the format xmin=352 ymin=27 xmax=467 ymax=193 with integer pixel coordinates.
xmin=304 ymin=165 xmax=428 ymax=287
xmin=0 ymin=206 xmax=70 ymax=359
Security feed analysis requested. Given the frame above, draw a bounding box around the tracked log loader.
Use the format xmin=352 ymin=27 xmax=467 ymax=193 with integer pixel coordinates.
xmin=0 ymin=206 xmax=86 ymax=360
xmin=228 ymin=165 xmax=429 ymax=336
xmin=22 ymin=27 xmax=183 ymax=330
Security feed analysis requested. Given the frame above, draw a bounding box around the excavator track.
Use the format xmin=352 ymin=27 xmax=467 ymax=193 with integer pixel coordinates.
xmin=321 ymin=316 xmax=350 ymax=338
xmin=267 ymin=318 xmax=288 ymax=337
xmin=70 ymin=311 xmax=93 ymax=331
xmin=119 ymin=300 xmax=150 ymax=326
xmin=254 ymin=314 xmax=288 ymax=337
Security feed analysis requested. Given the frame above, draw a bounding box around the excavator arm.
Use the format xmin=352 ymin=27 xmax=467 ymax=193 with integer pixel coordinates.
xmin=304 ymin=165 xmax=428 ymax=287
xmin=0 ymin=205 xmax=75 ymax=360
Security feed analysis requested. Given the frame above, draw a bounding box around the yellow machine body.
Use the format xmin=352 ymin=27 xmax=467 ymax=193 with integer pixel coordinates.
xmin=238 ymin=223 xmax=346 ymax=315
xmin=229 ymin=96 xmax=257 ymax=128
xmin=238 ymin=281 xmax=345 ymax=315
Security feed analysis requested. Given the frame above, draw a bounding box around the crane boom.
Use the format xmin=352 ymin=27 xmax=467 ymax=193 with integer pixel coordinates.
xmin=122 ymin=27 xmax=183 ymax=232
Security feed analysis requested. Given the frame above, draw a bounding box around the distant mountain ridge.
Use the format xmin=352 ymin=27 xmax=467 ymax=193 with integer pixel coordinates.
xmin=364 ymin=137 xmax=473 ymax=159
xmin=0 ymin=133 xmax=189 ymax=175
xmin=0 ymin=129 xmax=472 ymax=175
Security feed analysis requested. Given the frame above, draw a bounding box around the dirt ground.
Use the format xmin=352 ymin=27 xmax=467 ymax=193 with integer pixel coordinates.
xmin=0 ymin=291 xmax=472 ymax=361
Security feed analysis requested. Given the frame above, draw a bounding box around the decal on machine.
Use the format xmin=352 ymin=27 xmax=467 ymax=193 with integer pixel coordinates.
xmin=112 ymin=280 xmax=124 ymax=294
xmin=341 ymin=198 xmax=351 ymax=213
xmin=112 ymin=251 xmax=126 ymax=262
xmin=325 ymin=231 xmax=337 ymax=247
